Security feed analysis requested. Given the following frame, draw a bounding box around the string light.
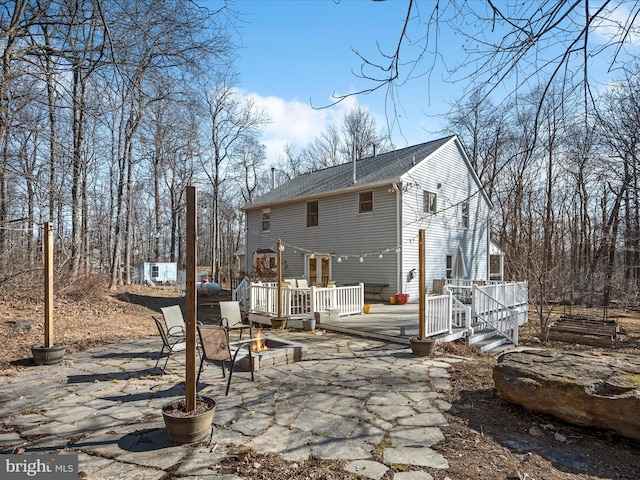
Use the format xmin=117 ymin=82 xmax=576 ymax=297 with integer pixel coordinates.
xmin=246 ymin=228 xmax=410 ymax=263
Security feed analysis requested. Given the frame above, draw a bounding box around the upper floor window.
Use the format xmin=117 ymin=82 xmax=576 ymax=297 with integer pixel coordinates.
xmin=461 ymin=202 xmax=469 ymax=228
xmin=307 ymin=200 xmax=318 ymax=227
xmin=423 ymin=191 xmax=437 ymax=215
xmin=359 ymin=191 xmax=373 ymax=213
xmin=261 ymin=209 xmax=270 ymax=232
xmin=446 ymin=255 xmax=453 ymax=279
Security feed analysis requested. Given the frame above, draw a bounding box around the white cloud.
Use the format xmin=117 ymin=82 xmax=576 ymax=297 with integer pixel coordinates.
xmin=591 ymin=4 xmax=640 ymax=46
xmin=240 ymin=91 xmax=357 ymax=165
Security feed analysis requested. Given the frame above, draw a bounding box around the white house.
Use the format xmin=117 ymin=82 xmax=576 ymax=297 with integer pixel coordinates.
xmin=242 ymin=135 xmax=497 ymax=303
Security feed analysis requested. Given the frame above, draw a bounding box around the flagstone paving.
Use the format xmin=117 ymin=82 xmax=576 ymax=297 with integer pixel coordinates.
xmin=0 ymin=330 xmax=468 ymax=479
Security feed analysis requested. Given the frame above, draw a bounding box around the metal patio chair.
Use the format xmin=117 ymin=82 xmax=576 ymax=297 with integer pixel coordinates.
xmin=196 ymin=324 xmax=254 ymax=396
xmin=152 ymin=315 xmax=186 ymax=375
xmin=218 ymin=301 xmax=254 ymax=341
xmin=160 ymin=305 xmax=187 ymax=340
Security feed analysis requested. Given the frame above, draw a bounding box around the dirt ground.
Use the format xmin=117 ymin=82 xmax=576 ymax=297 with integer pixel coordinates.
xmin=1 ymin=281 xmax=639 ymax=479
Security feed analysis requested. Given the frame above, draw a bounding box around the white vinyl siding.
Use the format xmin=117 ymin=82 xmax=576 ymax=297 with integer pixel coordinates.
xmin=245 ymin=186 xmax=398 ymax=292
xmin=400 ymin=139 xmax=489 ymax=299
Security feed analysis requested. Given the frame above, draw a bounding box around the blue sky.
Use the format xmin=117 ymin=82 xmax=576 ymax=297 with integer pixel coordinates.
xmin=227 ymin=0 xmax=458 ymax=164
xmin=210 ymin=1 xmax=638 ymax=165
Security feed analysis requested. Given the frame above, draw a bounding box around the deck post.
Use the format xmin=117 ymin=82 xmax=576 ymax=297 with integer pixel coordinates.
xmin=418 ymin=229 xmax=426 ymax=340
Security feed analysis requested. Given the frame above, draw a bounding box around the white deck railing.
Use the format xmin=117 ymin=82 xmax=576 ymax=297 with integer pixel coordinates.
xmin=248 ymin=282 xmax=364 ymax=317
xmin=247 ymin=280 xmax=527 ymax=344
xmin=471 ymin=281 xmax=528 ymax=346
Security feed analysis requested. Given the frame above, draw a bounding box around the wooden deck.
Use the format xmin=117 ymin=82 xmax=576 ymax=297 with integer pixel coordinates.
xmin=248 ymin=303 xmax=468 ymax=345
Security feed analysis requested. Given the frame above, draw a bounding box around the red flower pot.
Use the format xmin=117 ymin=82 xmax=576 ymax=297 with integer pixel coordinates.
xmin=395 ymin=293 xmax=409 ymax=305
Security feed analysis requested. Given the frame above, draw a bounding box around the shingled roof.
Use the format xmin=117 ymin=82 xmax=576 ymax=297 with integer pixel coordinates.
xmin=245 ymin=135 xmax=456 ymax=209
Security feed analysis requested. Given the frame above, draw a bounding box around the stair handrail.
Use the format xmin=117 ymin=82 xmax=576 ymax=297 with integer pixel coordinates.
xmin=233 ymin=276 xmax=250 ymax=303
xmin=472 ymin=284 xmax=519 ymax=346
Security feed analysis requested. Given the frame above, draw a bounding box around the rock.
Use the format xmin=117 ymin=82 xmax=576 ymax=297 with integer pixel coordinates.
xmin=493 ymin=349 xmax=640 ymax=441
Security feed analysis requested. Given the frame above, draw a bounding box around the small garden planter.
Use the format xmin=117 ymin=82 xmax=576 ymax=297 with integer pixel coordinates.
xmin=409 ymin=337 xmax=436 ymax=357
xmin=302 ymin=318 xmax=316 ymax=331
xmin=271 ymin=317 xmax=287 ymax=329
xmin=395 ymin=293 xmax=410 ymax=305
xmin=162 ymin=396 xmax=216 ymax=444
xmin=31 ymin=344 xmax=67 ymax=365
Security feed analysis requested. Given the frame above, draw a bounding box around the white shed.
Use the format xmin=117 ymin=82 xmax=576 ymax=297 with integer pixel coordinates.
xmin=138 ymin=262 xmax=177 ymax=285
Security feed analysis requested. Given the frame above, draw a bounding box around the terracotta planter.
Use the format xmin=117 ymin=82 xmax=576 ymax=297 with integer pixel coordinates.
xmin=271 ymin=317 xmax=287 ymax=329
xmin=409 ymin=337 xmax=436 ymax=357
xmin=31 ymin=344 xmax=67 ymax=365
xmin=395 ymin=293 xmax=410 ymax=305
xmin=162 ymin=396 xmax=216 ymax=444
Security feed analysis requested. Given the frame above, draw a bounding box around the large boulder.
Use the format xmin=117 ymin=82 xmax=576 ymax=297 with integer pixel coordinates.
xmin=493 ymin=349 xmax=640 ymax=440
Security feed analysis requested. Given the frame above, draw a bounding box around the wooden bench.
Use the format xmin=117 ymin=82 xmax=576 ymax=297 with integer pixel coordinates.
xmin=545 ymin=315 xmax=618 ymax=348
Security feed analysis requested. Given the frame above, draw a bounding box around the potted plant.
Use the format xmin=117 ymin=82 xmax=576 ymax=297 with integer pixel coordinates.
xmin=395 ymin=293 xmax=410 ymax=305
xmin=410 ymin=230 xmax=436 ymax=356
xmin=162 ymin=187 xmax=216 ymax=444
xmin=32 ymin=222 xmax=67 ymax=366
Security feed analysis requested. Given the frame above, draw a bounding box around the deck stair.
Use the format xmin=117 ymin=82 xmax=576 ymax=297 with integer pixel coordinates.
xmin=468 ymin=323 xmax=512 ymax=352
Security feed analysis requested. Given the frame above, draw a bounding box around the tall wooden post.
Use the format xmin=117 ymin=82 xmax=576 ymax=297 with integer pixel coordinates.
xmin=44 ymin=222 xmax=54 ymax=348
xmin=418 ymin=229 xmax=426 ymax=340
xmin=276 ymin=239 xmax=282 ymax=318
xmin=185 ymin=187 xmax=197 ymax=412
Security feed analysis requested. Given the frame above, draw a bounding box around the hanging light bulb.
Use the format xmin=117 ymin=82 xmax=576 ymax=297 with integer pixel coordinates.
xmin=279 ymin=243 xmax=285 ymax=251
xmin=337 ymin=256 xmax=342 ymax=263
xmin=379 ymin=253 xmax=383 ymax=259
xmin=395 ymin=247 xmax=401 ymax=253
xmin=359 ymin=256 xmax=364 ymax=263
xmin=309 ymin=253 xmax=315 ymax=259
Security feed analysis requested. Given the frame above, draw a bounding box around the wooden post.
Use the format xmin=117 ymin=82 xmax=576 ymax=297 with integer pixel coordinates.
xmin=418 ymin=229 xmax=426 ymax=340
xmin=44 ymin=222 xmax=54 ymax=348
xmin=185 ymin=186 xmax=197 ymax=412
xmin=276 ymin=239 xmax=282 ymax=318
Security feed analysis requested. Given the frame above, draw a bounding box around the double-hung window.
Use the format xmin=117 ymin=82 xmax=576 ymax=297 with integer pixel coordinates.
xmin=359 ymin=191 xmax=373 ymax=213
xmin=307 ymin=200 xmax=318 ymax=227
xmin=461 ymin=202 xmax=469 ymax=228
xmin=261 ymin=209 xmax=270 ymax=232
xmin=423 ymin=191 xmax=437 ymax=215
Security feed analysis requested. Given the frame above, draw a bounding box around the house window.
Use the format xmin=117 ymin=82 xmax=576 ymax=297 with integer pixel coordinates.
xmin=446 ymin=255 xmax=453 ymax=279
xmin=423 ymin=191 xmax=437 ymax=215
xmin=261 ymin=209 xmax=270 ymax=232
xmin=461 ymin=202 xmax=469 ymax=228
xmin=359 ymin=191 xmax=373 ymax=213
xmin=307 ymin=200 xmax=318 ymax=227
xmin=151 ymin=265 xmax=159 ymax=278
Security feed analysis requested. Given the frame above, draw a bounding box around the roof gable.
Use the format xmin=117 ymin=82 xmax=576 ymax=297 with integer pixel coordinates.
xmin=244 ymin=135 xmax=486 ymax=209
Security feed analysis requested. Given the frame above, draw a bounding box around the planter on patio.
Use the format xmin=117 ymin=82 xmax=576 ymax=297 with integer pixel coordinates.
xmin=409 ymin=337 xmax=436 ymax=357
xmin=271 ymin=317 xmax=287 ymax=329
xmin=395 ymin=293 xmax=410 ymax=305
xmin=31 ymin=344 xmax=67 ymax=365
xmin=302 ymin=318 xmax=316 ymax=331
xmin=162 ymin=396 xmax=216 ymax=444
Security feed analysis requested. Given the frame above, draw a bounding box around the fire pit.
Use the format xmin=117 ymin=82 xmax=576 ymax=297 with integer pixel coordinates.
xmin=236 ymin=335 xmax=307 ymax=372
